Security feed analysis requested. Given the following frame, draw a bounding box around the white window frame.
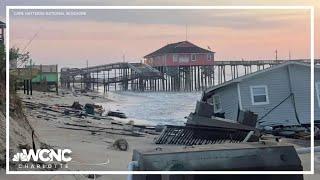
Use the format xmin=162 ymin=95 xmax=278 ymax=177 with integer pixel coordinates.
xmin=178 ymin=54 xmax=189 ymax=63
xmin=213 ymin=95 xmax=222 ymax=112
xmin=191 ymin=54 xmax=196 ymax=61
xmin=250 ymin=85 xmax=270 ymax=105
xmin=207 ymin=54 xmax=212 ymax=61
xmin=173 ymin=54 xmax=178 ymax=62
xmin=316 ymin=82 xmax=320 ymax=108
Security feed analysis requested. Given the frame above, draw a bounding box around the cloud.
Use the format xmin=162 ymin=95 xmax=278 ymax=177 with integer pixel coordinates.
xmin=2 ymin=0 xmax=317 ymax=66
xmin=9 ymin=14 xmax=310 ymax=67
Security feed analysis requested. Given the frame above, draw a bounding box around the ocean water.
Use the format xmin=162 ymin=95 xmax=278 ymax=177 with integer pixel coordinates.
xmin=95 ymin=65 xmax=271 ymax=125
xmin=99 ymin=91 xmax=202 ymax=126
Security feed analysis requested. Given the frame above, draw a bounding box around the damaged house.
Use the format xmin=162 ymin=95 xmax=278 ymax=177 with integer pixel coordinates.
xmin=201 ymin=61 xmax=320 ymax=127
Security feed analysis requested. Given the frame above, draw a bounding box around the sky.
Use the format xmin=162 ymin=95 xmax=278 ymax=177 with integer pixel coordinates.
xmin=0 ymin=0 xmax=319 ymax=68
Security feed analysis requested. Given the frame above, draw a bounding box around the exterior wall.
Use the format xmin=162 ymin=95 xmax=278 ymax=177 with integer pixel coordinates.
xmin=211 ymin=84 xmax=239 ymax=121
xmin=239 ymin=66 xmax=298 ymax=126
xmin=289 ymin=64 xmax=310 ymax=124
xmin=28 ymin=65 xmax=59 ymax=83
xmin=32 ymin=73 xmax=58 ymax=83
xmin=208 ymin=63 xmax=318 ymax=126
xmin=145 ymin=53 xmax=215 ymax=67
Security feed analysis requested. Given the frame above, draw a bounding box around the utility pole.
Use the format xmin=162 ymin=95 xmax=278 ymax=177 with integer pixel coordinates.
xmin=289 ymin=51 xmax=291 ymax=60
xmin=185 ymin=24 xmax=188 ymax=41
xmin=28 ymin=59 xmax=33 ymax=95
xmin=86 ymin=60 xmax=89 ymax=90
xmin=86 ymin=60 xmax=88 ymax=70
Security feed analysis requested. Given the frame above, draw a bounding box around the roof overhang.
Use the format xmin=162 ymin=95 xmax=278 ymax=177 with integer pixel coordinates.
xmin=203 ymin=61 xmax=319 ymax=100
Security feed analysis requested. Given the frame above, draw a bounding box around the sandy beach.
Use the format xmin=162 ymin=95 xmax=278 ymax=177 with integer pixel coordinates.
xmin=3 ymin=89 xmax=319 ymax=180
xmin=14 ymin=89 xmax=161 ymax=171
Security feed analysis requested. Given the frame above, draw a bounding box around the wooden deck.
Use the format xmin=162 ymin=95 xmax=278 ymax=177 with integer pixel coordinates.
xmin=60 ymin=59 xmax=319 ymax=92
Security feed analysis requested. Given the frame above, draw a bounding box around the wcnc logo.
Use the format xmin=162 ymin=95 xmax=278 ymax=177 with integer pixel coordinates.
xmin=12 ymin=149 xmax=72 ymax=169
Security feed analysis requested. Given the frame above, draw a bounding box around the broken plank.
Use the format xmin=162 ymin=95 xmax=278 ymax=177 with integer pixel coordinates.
xmin=57 ymin=126 xmax=144 ymax=137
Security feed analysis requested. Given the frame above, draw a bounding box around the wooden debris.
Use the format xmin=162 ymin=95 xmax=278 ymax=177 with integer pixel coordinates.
xmin=107 ymin=111 xmax=127 ymax=119
xmin=113 ymin=139 xmax=129 ymax=151
xmin=111 ymin=121 xmax=124 ymax=126
xmin=57 ymin=123 xmax=144 ymax=137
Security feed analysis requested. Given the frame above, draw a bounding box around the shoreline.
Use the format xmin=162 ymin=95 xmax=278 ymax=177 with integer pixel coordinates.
xmin=9 ymin=89 xmax=317 ymax=174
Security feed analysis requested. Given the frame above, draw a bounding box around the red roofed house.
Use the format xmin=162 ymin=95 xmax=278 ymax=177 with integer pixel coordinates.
xmin=144 ymin=41 xmax=215 ymax=67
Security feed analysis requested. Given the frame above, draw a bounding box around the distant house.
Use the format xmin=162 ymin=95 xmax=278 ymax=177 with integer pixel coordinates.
xmin=15 ymin=64 xmax=59 ymax=92
xmin=202 ymin=61 xmax=320 ymax=127
xmin=144 ymin=41 xmax=215 ymax=67
xmin=30 ymin=65 xmax=59 ymax=85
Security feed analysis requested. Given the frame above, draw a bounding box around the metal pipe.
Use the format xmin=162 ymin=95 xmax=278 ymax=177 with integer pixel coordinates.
xmin=127 ymin=161 xmax=138 ymax=180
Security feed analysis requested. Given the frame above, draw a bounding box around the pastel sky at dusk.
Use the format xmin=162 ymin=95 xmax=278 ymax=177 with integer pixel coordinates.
xmin=0 ymin=0 xmax=319 ymax=68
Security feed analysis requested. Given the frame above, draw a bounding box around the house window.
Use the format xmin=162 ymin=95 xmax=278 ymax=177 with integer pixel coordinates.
xmin=178 ymin=54 xmax=189 ymax=63
xmin=250 ymin=85 xmax=269 ymax=105
xmin=173 ymin=54 xmax=178 ymax=62
xmin=316 ymin=82 xmax=320 ymax=108
xmin=191 ymin=54 xmax=196 ymax=61
xmin=207 ymin=54 xmax=212 ymax=60
xmin=213 ymin=95 xmax=222 ymax=112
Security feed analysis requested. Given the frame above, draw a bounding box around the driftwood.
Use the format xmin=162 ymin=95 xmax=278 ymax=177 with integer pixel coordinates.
xmin=57 ymin=126 xmax=144 ymax=137
xmin=87 ymin=114 xmax=112 ymax=120
xmin=63 ymin=122 xmax=159 ymax=136
xmin=64 ymin=122 xmax=132 ymax=133
xmin=23 ymin=100 xmax=109 ymax=120
xmin=42 ymin=107 xmax=63 ymax=113
xmin=133 ymin=124 xmax=155 ymax=130
xmin=144 ymin=130 xmax=160 ymax=135
xmin=111 ymin=121 xmax=124 ymax=126
xmin=107 ymin=111 xmax=127 ymax=119
xmin=23 ymin=101 xmax=48 ymax=110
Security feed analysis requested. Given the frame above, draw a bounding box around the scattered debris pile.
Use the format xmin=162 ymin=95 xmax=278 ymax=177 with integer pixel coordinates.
xmin=262 ymin=125 xmax=311 ymax=140
xmin=58 ymin=122 xmax=145 ymax=137
xmin=113 ymin=138 xmax=129 ymax=151
xmin=23 ymin=100 xmax=109 ymax=120
xmin=22 ymin=97 xmax=160 ymax=142
xmin=84 ymin=103 xmax=104 ymax=115
xmin=155 ymin=101 xmax=260 ymax=146
xmin=107 ymin=111 xmax=127 ymax=119
xmin=71 ymin=101 xmax=82 ymax=110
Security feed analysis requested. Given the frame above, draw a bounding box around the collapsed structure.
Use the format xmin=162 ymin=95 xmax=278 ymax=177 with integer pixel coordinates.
xmin=129 ymin=62 xmax=317 ymax=176
xmin=202 ymin=61 xmax=320 ymax=127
